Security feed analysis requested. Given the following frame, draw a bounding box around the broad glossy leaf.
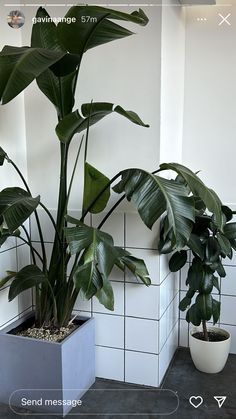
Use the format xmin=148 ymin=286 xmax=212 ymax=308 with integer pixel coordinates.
xmin=206 ymin=237 xmax=221 ymax=263
xmin=0 ymin=147 xmax=7 ymax=166
xmin=186 ymin=304 xmax=201 ymax=326
xmin=114 ymin=169 xmax=195 ymax=249
xmin=83 ymin=163 xmax=110 ymax=214
xmin=31 ymin=7 xmax=63 ymax=51
xmin=116 ymin=249 xmax=151 ymax=285
xmin=0 ymin=227 xmax=20 ymax=247
xmin=187 ymin=233 xmax=204 ymax=260
xmin=216 ymin=261 xmax=226 ymax=278
xmin=0 ymin=46 xmax=66 ymax=104
xmin=66 ymin=222 xmax=115 ymax=265
xmin=37 ymin=69 xmax=76 ymax=116
xmin=213 ymin=275 xmax=220 ymax=293
xmin=160 ymin=163 xmax=224 ymax=231
xmin=179 ymin=296 xmax=191 ymax=311
xmin=56 ymin=102 xmax=149 ymax=143
xmin=57 ymin=6 xmax=148 ymax=55
xmin=199 ymin=271 xmax=213 ymax=294
xmin=212 ymin=298 xmax=221 ymax=324
xmin=169 ymin=250 xmax=187 ymax=272
xmin=74 ymin=262 xmax=103 ymax=299
xmin=0 ymin=271 xmax=16 ymax=289
xmin=0 ymin=187 xmax=40 ymax=232
xmin=65 ymin=223 xmax=93 ymax=255
xmin=222 ymin=205 xmax=233 ymax=222
xmin=31 ymin=7 xmax=80 ymax=77
xmin=224 ymin=222 xmax=236 ymax=240
xmin=217 ymin=232 xmax=232 ymax=258
xmin=186 ymin=258 xmax=202 ymax=291
xmin=96 ymin=277 xmax=114 ymax=310
xmin=196 ymin=294 xmax=212 ymax=321
xmin=9 ymin=265 xmax=46 ymax=301
xmin=31 ymin=7 xmax=76 ymax=115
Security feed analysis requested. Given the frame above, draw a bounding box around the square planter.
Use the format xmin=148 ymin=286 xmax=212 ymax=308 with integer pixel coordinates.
xmin=0 ymin=313 xmax=95 ymax=416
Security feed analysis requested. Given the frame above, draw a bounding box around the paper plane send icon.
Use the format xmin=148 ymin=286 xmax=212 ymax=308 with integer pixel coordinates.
xmin=214 ymin=396 xmax=226 ymax=408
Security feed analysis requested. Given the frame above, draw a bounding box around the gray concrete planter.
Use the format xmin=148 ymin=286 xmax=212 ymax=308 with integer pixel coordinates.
xmin=0 ymin=313 xmax=95 ymax=416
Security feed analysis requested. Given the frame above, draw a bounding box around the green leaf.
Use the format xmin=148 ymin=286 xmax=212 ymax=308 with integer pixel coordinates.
xmin=187 ymin=233 xmax=204 ymax=260
xmin=160 ymin=163 xmax=224 ymax=231
xmin=224 ymin=222 xmax=236 ymax=240
xmin=67 ymin=223 xmax=118 ymax=303
xmin=57 ymin=6 xmax=148 ymax=55
xmin=31 ymin=7 xmax=64 ymax=51
xmin=0 ymin=227 xmax=20 ymax=247
xmin=186 ymin=259 xmax=202 ymax=291
xmin=212 ymin=298 xmax=221 ymax=324
xmin=116 ymin=248 xmax=151 ymax=285
xmin=206 ymin=237 xmax=221 ymax=263
xmin=31 ymin=8 xmax=76 ymax=115
xmin=56 ymin=102 xmax=149 ymax=144
xmin=196 ymin=294 xmax=212 ymax=321
xmin=179 ymin=296 xmax=191 ymax=311
xmin=213 ymin=275 xmax=220 ymax=293
xmin=216 ymin=262 xmax=226 ymax=278
xmin=0 ymin=187 xmax=40 ymax=232
xmin=0 ymin=46 xmax=66 ymax=104
xmin=0 ymin=147 xmax=7 ymax=166
xmin=37 ymin=69 xmax=76 ymax=116
xmin=222 ymin=205 xmax=233 ymax=222
xmin=217 ymin=232 xmax=232 ymax=258
xmin=83 ymin=163 xmax=110 ymax=214
xmin=96 ymin=277 xmax=114 ymax=311
xmin=0 ymin=271 xmax=16 ymax=289
xmin=9 ymin=265 xmax=46 ymax=301
xmin=169 ymin=250 xmax=187 ymax=272
xmin=199 ymin=271 xmax=213 ymax=294
xmin=114 ymin=169 xmax=195 ymax=249
xmin=74 ymin=262 xmax=103 ymax=299
xmin=186 ymin=304 xmax=201 ymax=326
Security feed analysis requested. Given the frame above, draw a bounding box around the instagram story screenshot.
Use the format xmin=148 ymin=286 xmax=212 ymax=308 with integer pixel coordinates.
xmin=0 ymin=0 xmax=235 ymax=418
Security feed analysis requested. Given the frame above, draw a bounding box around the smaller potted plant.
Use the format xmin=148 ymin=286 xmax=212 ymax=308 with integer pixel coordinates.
xmin=159 ymin=176 xmax=236 ymax=373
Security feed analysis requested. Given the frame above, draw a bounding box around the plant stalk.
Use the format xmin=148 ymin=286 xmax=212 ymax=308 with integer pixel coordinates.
xmin=202 ymin=320 xmax=209 ymax=341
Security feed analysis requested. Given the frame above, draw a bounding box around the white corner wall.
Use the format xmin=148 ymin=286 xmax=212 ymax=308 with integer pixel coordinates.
xmin=4 ymin=0 xmax=235 ymax=389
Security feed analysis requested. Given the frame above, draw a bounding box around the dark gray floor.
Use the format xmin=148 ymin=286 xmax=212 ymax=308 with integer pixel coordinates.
xmin=1 ymin=347 xmax=235 ymax=419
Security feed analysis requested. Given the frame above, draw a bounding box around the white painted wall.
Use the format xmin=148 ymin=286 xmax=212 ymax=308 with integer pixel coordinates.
xmin=21 ymin=3 xmax=161 ymax=210
xmin=182 ymin=1 xmax=236 ymax=204
xmin=0 ymin=1 xmax=31 ymax=329
xmin=180 ymin=1 xmax=236 ymax=352
xmin=160 ymin=0 xmax=186 ymax=163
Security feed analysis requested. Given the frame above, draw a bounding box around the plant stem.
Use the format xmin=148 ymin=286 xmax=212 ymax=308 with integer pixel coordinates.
xmin=80 ymin=172 xmax=122 ymax=222
xmin=98 ymin=195 xmax=125 ymax=229
xmin=202 ymin=320 xmax=209 ymax=341
xmin=38 ymin=202 xmax=61 ymax=245
xmin=19 ymin=226 xmax=43 ymax=264
xmin=7 ymin=157 xmax=47 ymax=272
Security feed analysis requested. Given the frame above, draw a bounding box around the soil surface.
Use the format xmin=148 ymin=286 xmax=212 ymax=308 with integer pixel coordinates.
xmin=16 ymin=323 xmax=78 ymax=343
xmin=192 ymin=331 xmax=228 ymax=342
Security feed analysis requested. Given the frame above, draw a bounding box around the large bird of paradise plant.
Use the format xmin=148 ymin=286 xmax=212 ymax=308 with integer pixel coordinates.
xmin=0 ymin=5 xmax=226 ymax=329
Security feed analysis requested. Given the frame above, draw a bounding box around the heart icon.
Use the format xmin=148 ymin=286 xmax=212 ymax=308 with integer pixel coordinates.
xmin=189 ymin=396 xmax=203 ymax=409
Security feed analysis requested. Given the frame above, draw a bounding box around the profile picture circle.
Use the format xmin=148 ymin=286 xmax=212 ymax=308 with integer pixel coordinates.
xmin=7 ymin=10 xmax=25 ymax=29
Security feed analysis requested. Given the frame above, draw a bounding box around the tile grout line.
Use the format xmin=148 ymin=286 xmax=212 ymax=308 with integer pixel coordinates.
xmin=123 ymin=212 xmax=126 ymax=383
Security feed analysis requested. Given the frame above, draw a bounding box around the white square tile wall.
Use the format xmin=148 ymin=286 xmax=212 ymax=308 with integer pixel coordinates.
xmin=0 ymin=208 xmax=185 ymax=387
xmin=125 ymin=351 xmax=159 ymax=387
xmin=125 ymin=317 xmax=158 ymax=354
xmin=125 ymin=283 xmax=159 ymax=319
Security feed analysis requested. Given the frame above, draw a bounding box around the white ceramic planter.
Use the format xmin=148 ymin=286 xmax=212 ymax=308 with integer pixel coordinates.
xmin=189 ymin=326 xmax=231 ymax=373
